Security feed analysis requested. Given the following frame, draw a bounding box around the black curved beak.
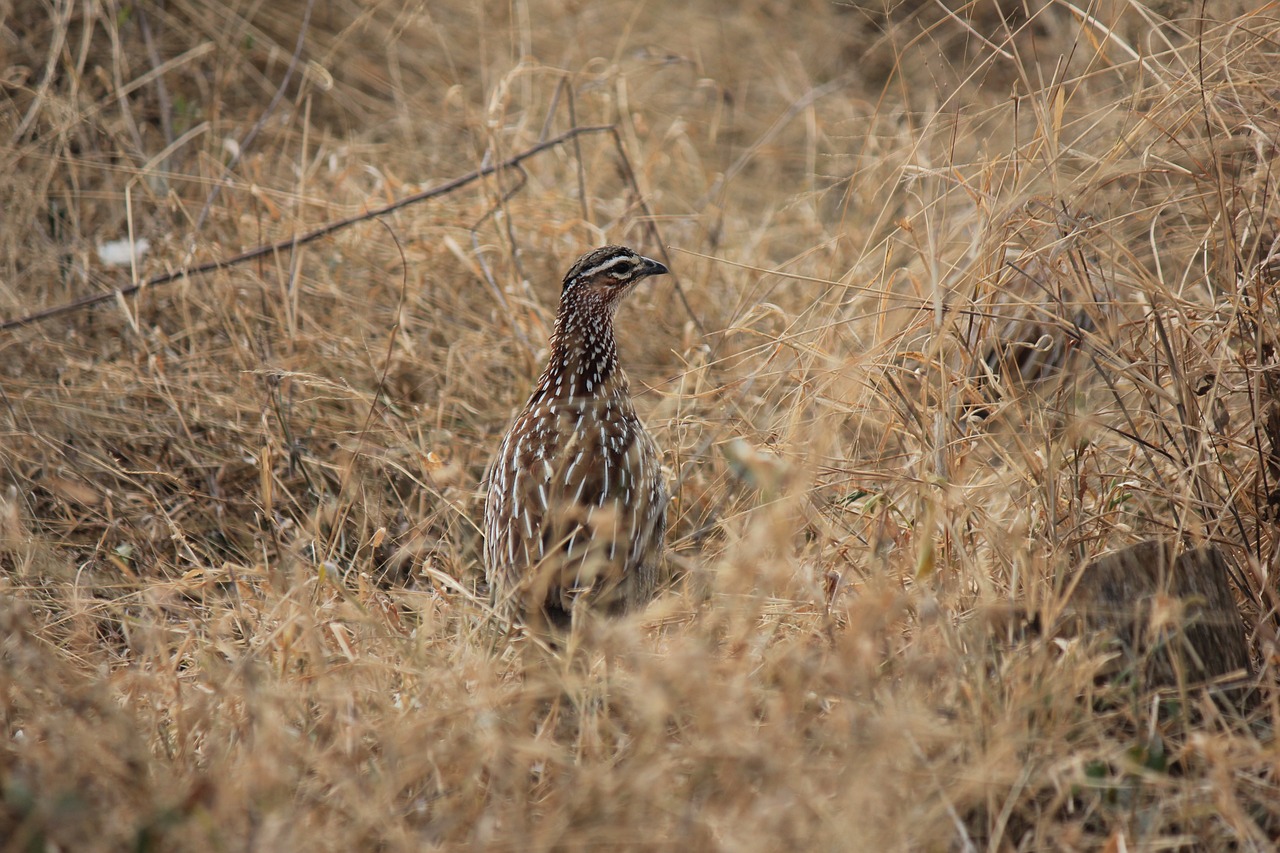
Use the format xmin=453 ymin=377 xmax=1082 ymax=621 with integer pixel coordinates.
xmin=640 ymin=256 xmax=669 ymax=278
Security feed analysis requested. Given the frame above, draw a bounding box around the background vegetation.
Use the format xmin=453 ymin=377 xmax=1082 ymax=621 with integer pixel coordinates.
xmin=2 ymin=0 xmax=1279 ymax=848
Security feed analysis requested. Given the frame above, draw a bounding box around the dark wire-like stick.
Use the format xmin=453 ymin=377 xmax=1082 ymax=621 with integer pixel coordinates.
xmin=1 ymin=124 xmax=617 ymax=334
xmin=604 ymin=125 xmax=707 ymax=338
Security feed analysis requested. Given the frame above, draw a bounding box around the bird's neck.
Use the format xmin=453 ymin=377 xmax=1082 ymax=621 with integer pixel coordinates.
xmin=530 ymin=304 xmax=627 ymax=404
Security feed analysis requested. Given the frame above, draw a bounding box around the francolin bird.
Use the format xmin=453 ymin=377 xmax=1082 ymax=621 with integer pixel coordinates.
xmin=484 ymin=245 xmax=670 ymax=630
xmin=963 ymin=204 xmax=1103 ymax=419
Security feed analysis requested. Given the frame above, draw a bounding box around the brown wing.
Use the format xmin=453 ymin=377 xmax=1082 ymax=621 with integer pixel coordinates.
xmin=483 ymin=401 xmax=559 ymax=612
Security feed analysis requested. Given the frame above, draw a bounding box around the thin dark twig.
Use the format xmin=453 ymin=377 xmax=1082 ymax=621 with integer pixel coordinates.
xmin=1206 ymin=426 xmax=1263 ymax=607
xmin=606 ymin=126 xmax=707 ymax=338
xmin=488 ymin=151 xmax=531 ymax=304
xmin=469 ymin=166 xmax=535 ymax=358
xmin=1143 ymin=303 xmax=1197 ymax=487
xmin=1145 ymin=304 xmax=1254 ymax=598
xmin=327 ymin=217 xmax=409 ymax=563
xmin=1084 ymin=342 xmax=1176 ymax=507
xmin=266 ymin=370 xmax=317 ymax=496
xmin=1100 ymin=423 xmax=1176 ymax=465
xmin=883 ymin=369 xmax=929 ymax=437
xmin=568 ymin=84 xmax=590 ymax=224
xmin=1 ymin=125 xmax=617 ymax=333
xmin=540 ymin=76 xmax=566 ymax=142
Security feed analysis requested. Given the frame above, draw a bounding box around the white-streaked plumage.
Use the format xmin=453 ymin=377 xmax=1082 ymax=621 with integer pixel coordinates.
xmin=483 ymin=246 xmax=669 ymax=629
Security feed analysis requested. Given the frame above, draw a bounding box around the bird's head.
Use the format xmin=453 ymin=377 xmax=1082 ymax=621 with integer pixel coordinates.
xmin=560 ymin=245 xmax=669 ymax=315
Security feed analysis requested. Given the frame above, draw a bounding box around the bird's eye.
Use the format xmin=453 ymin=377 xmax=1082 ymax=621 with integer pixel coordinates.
xmin=612 ymin=261 xmax=635 ymax=276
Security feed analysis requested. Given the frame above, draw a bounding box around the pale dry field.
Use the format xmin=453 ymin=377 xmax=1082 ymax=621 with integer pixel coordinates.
xmin=3 ymin=1 xmax=1280 ymax=849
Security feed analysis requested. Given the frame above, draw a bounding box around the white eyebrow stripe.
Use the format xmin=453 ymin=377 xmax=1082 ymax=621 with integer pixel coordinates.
xmin=579 ymin=254 xmax=635 ymax=278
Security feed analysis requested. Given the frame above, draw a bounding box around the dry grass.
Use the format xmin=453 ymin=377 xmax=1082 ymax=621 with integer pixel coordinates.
xmin=3 ymin=0 xmax=1280 ymax=849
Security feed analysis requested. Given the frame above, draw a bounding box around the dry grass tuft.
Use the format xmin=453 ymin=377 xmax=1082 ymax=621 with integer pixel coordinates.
xmin=3 ymin=0 xmax=1280 ymax=849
